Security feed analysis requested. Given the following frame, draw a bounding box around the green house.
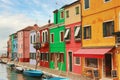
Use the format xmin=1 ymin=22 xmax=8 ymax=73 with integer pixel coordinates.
xmin=49 ymin=8 xmax=66 ymax=71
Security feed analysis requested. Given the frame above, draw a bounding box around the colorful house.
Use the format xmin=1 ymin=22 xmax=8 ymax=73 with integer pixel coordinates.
xmin=49 ymin=8 xmax=66 ymax=71
xmin=13 ymin=33 xmax=18 ymax=59
xmin=29 ymin=24 xmax=40 ymax=65
xmin=39 ymin=23 xmax=53 ymax=68
xmin=17 ymin=26 xmax=33 ymax=62
xmin=73 ymin=0 xmax=120 ymax=79
xmin=64 ymin=1 xmax=82 ymax=74
xmin=9 ymin=33 xmax=15 ymax=60
xmin=7 ymin=38 xmax=11 ymax=59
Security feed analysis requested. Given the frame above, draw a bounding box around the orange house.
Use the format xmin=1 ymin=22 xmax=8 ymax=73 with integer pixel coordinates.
xmin=74 ymin=0 xmax=120 ymax=80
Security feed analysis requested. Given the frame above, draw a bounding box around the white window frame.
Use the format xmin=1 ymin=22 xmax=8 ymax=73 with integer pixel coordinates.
xmin=44 ymin=30 xmax=48 ymax=42
xmin=74 ymin=57 xmax=81 ymax=66
xmin=64 ymin=28 xmax=70 ymax=40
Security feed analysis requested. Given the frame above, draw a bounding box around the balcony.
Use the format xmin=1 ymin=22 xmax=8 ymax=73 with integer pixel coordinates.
xmin=41 ymin=42 xmax=49 ymax=48
xmin=33 ymin=42 xmax=41 ymax=50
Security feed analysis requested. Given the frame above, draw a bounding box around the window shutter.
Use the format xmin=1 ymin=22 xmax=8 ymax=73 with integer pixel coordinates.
xmin=103 ymin=23 xmax=107 ymax=37
xmin=89 ymin=27 xmax=91 ymax=39
xmin=111 ymin=21 xmax=114 ymax=35
xmin=84 ymin=27 xmax=86 ymax=39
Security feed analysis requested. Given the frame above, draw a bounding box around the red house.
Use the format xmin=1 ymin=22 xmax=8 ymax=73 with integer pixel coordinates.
xmin=64 ymin=1 xmax=82 ymax=74
xmin=39 ymin=23 xmax=53 ymax=68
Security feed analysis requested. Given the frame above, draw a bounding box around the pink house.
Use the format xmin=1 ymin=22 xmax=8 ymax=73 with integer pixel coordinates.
xmin=17 ymin=26 xmax=33 ymax=62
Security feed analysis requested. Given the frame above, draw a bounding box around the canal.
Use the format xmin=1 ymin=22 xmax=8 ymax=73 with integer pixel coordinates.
xmin=0 ymin=63 xmax=43 ymax=80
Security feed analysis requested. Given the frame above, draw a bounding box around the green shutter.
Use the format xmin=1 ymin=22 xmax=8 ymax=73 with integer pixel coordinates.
xmin=103 ymin=23 xmax=107 ymax=37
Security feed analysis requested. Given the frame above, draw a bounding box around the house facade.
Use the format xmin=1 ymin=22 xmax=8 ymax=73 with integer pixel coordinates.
xmin=64 ymin=1 xmax=82 ymax=74
xmin=10 ymin=34 xmax=15 ymax=60
xmin=17 ymin=26 xmax=33 ymax=62
xmin=29 ymin=24 xmax=40 ymax=65
xmin=13 ymin=33 xmax=18 ymax=59
xmin=73 ymin=0 xmax=120 ymax=79
xmin=39 ymin=23 xmax=53 ymax=68
xmin=49 ymin=8 xmax=66 ymax=71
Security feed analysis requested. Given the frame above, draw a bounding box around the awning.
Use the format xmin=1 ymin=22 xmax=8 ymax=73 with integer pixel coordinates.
xmin=74 ymin=48 xmax=112 ymax=58
xmin=74 ymin=27 xmax=80 ymax=37
xmin=64 ymin=29 xmax=69 ymax=38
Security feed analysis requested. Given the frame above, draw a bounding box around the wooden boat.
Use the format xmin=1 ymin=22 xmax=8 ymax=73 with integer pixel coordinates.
xmin=14 ymin=66 xmax=24 ymax=73
xmin=23 ymin=70 xmax=43 ymax=77
xmin=44 ymin=77 xmax=69 ymax=80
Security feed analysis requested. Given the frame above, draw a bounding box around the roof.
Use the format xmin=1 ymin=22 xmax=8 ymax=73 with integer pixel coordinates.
xmin=39 ymin=23 xmax=54 ymax=30
xmin=63 ymin=0 xmax=80 ymax=9
xmin=17 ymin=24 xmax=40 ymax=32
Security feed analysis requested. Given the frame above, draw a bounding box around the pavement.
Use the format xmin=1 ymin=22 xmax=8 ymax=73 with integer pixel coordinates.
xmin=2 ymin=58 xmax=92 ymax=80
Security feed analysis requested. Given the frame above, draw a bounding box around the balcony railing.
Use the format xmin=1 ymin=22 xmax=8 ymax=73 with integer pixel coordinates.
xmin=33 ymin=42 xmax=41 ymax=50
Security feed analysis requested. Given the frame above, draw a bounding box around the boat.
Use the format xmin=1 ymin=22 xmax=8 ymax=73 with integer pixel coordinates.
xmin=14 ymin=66 xmax=24 ymax=73
xmin=44 ymin=77 xmax=69 ymax=80
xmin=7 ymin=62 xmax=15 ymax=69
xmin=23 ymin=70 xmax=43 ymax=77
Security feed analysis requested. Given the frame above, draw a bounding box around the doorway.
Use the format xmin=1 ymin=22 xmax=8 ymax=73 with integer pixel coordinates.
xmin=104 ymin=54 xmax=112 ymax=77
xmin=68 ymin=52 xmax=72 ymax=72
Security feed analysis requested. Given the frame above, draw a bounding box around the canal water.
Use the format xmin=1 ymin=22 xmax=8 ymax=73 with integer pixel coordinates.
xmin=0 ymin=63 xmax=43 ymax=80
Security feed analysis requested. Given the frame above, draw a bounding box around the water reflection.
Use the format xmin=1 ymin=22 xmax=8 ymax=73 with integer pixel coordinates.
xmin=0 ymin=64 xmax=42 ymax=80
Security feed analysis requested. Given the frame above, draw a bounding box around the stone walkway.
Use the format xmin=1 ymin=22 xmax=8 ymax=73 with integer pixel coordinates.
xmin=2 ymin=58 xmax=92 ymax=80
xmin=17 ymin=62 xmax=92 ymax=80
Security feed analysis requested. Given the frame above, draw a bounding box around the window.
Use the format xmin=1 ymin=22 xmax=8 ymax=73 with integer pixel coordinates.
xmin=42 ymin=32 xmax=45 ymax=42
xmin=64 ymin=28 xmax=70 ymax=41
xmin=60 ymin=31 xmax=64 ymax=42
xmin=84 ymin=26 xmax=91 ymax=39
xmin=85 ymin=58 xmax=98 ymax=68
xmin=51 ymin=34 xmax=54 ymax=43
xmin=59 ymin=53 xmax=64 ymax=62
xmin=74 ymin=26 xmax=81 ymax=40
xmin=61 ymin=11 xmax=64 ymax=18
xmin=34 ymin=35 xmax=36 ymax=43
xmin=30 ymin=36 xmax=32 ymax=44
xmin=103 ymin=21 xmax=114 ymax=37
xmin=104 ymin=0 xmax=110 ymax=2
xmin=45 ymin=31 xmax=48 ymax=42
xmin=75 ymin=57 xmax=80 ymax=65
xmin=75 ymin=6 xmax=79 ymax=15
xmin=66 ymin=10 xmax=69 ymax=18
xmin=84 ymin=0 xmax=90 ymax=9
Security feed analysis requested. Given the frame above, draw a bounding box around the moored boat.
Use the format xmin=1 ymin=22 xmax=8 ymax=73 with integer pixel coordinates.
xmin=23 ymin=70 xmax=43 ymax=77
xmin=14 ymin=66 xmax=24 ymax=73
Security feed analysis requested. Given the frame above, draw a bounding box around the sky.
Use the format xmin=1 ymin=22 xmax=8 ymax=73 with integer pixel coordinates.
xmin=0 ymin=0 xmax=77 ymax=54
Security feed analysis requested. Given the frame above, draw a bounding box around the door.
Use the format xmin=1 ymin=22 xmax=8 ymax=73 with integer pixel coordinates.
xmin=104 ymin=54 xmax=112 ymax=77
xmin=69 ymin=52 xmax=72 ymax=72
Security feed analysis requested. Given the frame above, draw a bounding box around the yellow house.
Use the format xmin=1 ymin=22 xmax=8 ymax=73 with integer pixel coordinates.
xmin=74 ymin=0 xmax=120 ymax=80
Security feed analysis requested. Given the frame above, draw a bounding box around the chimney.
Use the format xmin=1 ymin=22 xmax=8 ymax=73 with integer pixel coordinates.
xmin=34 ymin=24 xmax=38 ymax=26
xmin=48 ymin=19 xmax=51 ymax=24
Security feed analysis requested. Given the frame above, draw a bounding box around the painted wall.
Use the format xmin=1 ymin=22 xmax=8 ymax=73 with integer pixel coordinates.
xmin=81 ymin=0 xmax=119 ymax=17
xmin=39 ymin=28 xmax=49 ymax=68
xmin=66 ymin=22 xmax=82 ymax=74
xmin=54 ymin=9 xmax=65 ymax=24
xmin=65 ymin=3 xmax=81 ymax=25
xmin=23 ymin=31 xmax=30 ymax=62
xmin=29 ymin=30 xmax=36 ymax=65
xmin=82 ymin=5 xmax=117 ymax=47
xmin=17 ymin=31 xmax=23 ymax=62
xmin=64 ymin=1 xmax=82 ymax=74
xmin=10 ymin=34 xmax=15 ymax=60
xmin=50 ymin=25 xmax=66 ymax=71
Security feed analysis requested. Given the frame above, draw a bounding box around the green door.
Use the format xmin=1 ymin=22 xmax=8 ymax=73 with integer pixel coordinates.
xmin=69 ymin=52 xmax=72 ymax=72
